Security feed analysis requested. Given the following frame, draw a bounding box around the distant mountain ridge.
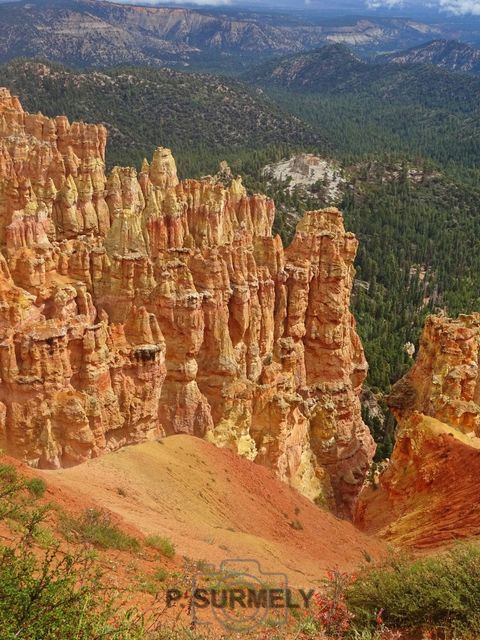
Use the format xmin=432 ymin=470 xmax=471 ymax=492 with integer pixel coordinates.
xmin=0 ymin=0 xmax=441 ymax=69
xmin=248 ymin=42 xmax=480 ymax=96
xmin=383 ymin=39 xmax=480 ymax=75
xmin=248 ymin=43 xmax=480 ymax=172
xmin=248 ymin=44 xmax=369 ymax=90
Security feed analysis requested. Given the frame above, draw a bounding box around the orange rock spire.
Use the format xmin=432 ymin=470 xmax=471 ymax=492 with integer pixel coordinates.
xmin=356 ymin=314 xmax=480 ymax=543
xmin=0 ymin=89 xmax=374 ymax=516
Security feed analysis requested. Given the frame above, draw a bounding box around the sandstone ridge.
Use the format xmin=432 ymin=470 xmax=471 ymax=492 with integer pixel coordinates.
xmin=356 ymin=314 xmax=480 ymax=545
xmin=0 ymin=88 xmax=374 ymax=516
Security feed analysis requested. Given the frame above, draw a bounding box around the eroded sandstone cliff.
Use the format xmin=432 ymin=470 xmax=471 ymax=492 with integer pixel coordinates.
xmin=356 ymin=314 xmax=480 ymax=545
xmin=0 ymin=88 xmax=374 ymax=515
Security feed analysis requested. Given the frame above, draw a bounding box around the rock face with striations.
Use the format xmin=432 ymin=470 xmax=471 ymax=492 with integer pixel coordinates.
xmin=0 ymin=88 xmax=374 ymax=516
xmin=356 ymin=314 xmax=480 ymax=545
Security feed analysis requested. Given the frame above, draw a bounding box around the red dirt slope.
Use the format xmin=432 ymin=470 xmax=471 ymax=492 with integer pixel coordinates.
xmin=356 ymin=414 xmax=480 ymax=549
xmin=40 ymin=435 xmax=385 ymax=587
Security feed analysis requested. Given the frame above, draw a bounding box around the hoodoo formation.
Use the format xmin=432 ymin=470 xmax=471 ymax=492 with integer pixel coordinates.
xmin=356 ymin=314 xmax=480 ymax=545
xmin=0 ymin=88 xmax=374 ymax=516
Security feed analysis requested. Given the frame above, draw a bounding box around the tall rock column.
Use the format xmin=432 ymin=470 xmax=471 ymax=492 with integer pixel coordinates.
xmin=283 ymin=209 xmax=374 ymax=515
xmin=0 ymin=88 xmax=375 ymax=515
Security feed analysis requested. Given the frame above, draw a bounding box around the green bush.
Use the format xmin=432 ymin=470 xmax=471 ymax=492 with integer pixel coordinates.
xmin=0 ymin=463 xmax=17 ymax=484
xmin=145 ymin=535 xmax=176 ymax=558
xmin=32 ymin=526 xmax=58 ymax=548
xmin=0 ymin=462 xmax=220 ymax=639
xmin=346 ymin=543 xmax=480 ymax=635
xmin=26 ymin=477 xmax=47 ymax=498
xmin=0 ymin=466 xmax=144 ymax=639
xmin=0 ymin=544 xmax=145 ymax=640
xmin=154 ymin=567 xmax=169 ymax=582
xmin=0 ymin=464 xmax=49 ymax=526
xmin=62 ymin=509 xmax=141 ymax=552
xmin=295 ymin=616 xmax=319 ymax=636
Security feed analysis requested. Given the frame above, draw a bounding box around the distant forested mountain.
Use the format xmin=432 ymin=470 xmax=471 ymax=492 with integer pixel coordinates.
xmin=383 ymin=40 xmax=480 ymax=75
xmin=0 ymin=59 xmax=322 ymax=174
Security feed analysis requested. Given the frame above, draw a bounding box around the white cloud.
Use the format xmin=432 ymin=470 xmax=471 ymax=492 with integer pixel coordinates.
xmin=365 ymin=0 xmax=480 ymax=13
xmin=365 ymin=0 xmax=405 ymax=8
xmin=114 ymin=0 xmax=231 ymax=4
xmin=439 ymin=0 xmax=480 ymax=13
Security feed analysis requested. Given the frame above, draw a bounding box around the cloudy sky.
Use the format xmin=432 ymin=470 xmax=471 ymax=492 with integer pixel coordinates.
xmin=365 ymin=0 xmax=480 ymax=14
xmin=142 ymin=0 xmax=480 ymax=15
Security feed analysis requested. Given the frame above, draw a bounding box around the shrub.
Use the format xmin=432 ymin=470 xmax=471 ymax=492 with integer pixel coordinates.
xmin=27 ymin=477 xmax=47 ymax=497
xmin=295 ymin=616 xmax=319 ymax=636
xmin=145 ymin=535 xmax=176 ymax=558
xmin=32 ymin=526 xmax=58 ymax=548
xmin=0 ymin=463 xmax=17 ymax=484
xmin=152 ymin=629 xmax=215 ymax=639
xmin=0 ymin=543 xmax=145 ymax=640
xmin=137 ymin=575 xmax=160 ymax=596
xmin=313 ymin=569 xmax=355 ymax=638
xmin=154 ymin=567 xmax=169 ymax=582
xmin=62 ymin=508 xmax=141 ymax=552
xmin=0 ymin=466 xmax=144 ymax=639
xmin=346 ymin=543 xmax=480 ymax=635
